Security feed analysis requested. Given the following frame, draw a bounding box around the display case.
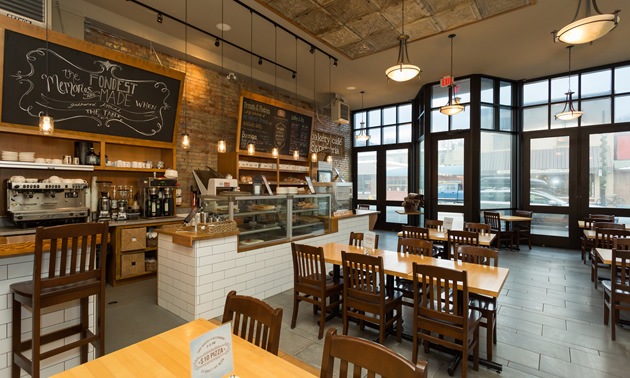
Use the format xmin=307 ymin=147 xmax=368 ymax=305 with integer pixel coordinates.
xmin=313 ymin=182 xmax=352 ymax=215
xmin=199 ymin=194 xmax=331 ymax=250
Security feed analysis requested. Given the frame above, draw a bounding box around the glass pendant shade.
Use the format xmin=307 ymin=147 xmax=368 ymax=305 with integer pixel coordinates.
xmin=440 ymin=96 xmax=464 ymax=116
xmin=355 ymin=132 xmax=370 ymax=142
xmin=247 ymin=143 xmax=255 ymax=155
xmin=554 ymin=1 xmax=620 ymax=44
xmin=385 ymin=35 xmax=420 ymax=82
xmin=181 ymin=133 xmax=191 ymax=150
xmin=39 ymin=115 xmax=54 ymax=135
xmin=325 ymin=154 xmax=333 ymax=164
xmin=218 ymin=139 xmax=226 ymax=153
xmin=272 ymin=147 xmax=278 ymax=158
xmin=311 ymin=152 xmax=318 ymax=162
xmin=293 ymin=150 xmax=299 ymax=160
xmin=555 ymin=91 xmax=583 ymax=120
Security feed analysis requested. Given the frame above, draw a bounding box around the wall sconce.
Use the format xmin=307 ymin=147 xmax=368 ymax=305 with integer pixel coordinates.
xmin=311 ymin=152 xmax=318 ymax=162
xmin=181 ymin=133 xmax=191 ymax=150
xmin=247 ymin=143 xmax=255 ymax=155
xmin=272 ymin=148 xmax=278 ymax=158
xmin=325 ymin=153 xmax=333 ymax=164
xmin=218 ymin=140 xmax=226 ymax=153
xmin=293 ymin=150 xmax=300 ymax=160
xmin=39 ymin=115 xmax=54 ymax=135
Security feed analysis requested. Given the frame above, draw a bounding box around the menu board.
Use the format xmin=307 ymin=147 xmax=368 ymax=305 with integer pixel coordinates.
xmin=1 ymin=30 xmax=182 ymax=143
xmin=238 ymin=93 xmax=313 ymax=157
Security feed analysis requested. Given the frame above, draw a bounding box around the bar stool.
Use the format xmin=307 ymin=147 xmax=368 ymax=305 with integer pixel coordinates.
xmin=11 ymin=222 xmax=109 ymax=377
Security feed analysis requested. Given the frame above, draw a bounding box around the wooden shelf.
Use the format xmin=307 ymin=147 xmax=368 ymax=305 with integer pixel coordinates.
xmin=237 ymin=167 xmax=277 ymax=172
xmin=96 ymin=167 xmax=167 ymax=173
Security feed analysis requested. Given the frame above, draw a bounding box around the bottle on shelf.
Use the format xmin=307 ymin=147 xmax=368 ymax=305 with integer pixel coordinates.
xmin=87 ymin=147 xmax=98 ymax=165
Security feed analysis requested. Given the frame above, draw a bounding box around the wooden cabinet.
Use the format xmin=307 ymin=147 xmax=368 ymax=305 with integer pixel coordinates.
xmin=107 ymin=220 xmax=180 ymax=286
xmin=218 ymin=151 xmax=312 ymax=189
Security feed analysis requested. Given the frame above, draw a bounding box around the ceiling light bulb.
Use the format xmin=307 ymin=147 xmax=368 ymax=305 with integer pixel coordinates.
xmin=272 ymin=147 xmax=278 ymax=158
xmin=293 ymin=150 xmax=300 ymax=160
xmin=311 ymin=152 xmax=318 ymax=162
xmin=39 ymin=115 xmax=54 ymax=135
xmin=218 ymin=140 xmax=226 ymax=153
xmin=248 ymin=143 xmax=255 ymax=155
xmin=182 ymin=133 xmax=191 ymax=150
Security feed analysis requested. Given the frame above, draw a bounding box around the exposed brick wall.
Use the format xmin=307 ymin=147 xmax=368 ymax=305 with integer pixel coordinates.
xmin=84 ymin=24 xmax=351 ymax=208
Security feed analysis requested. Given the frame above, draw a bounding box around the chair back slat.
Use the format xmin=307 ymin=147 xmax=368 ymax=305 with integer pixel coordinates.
xmin=514 ymin=210 xmax=533 ymax=232
xmin=401 ymin=226 xmax=430 ymax=240
xmin=455 ymin=245 xmax=499 ymax=267
xmin=413 ymin=263 xmax=468 ymax=328
xmin=320 ymin=328 xmax=427 ymax=378
xmin=447 ymin=230 xmax=479 ymax=260
xmin=425 ymin=220 xmax=443 ymax=232
xmin=587 ymin=214 xmax=615 ymax=229
xmin=222 ymin=290 xmax=283 ymax=355
xmin=34 ymin=223 xmax=109 ymax=291
xmin=594 ymin=228 xmax=630 ymax=249
xmin=464 ymin=223 xmax=490 ymax=236
xmin=483 ymin=212 xmax=501 ymax=232
xmin=397 ymin=238 xmax=433 ymax=257
xmin=292 ymin=243 xmax=326 ymax=288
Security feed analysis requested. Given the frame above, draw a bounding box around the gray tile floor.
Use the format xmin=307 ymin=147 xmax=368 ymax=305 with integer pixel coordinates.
xmin=106 ymin=231 xmax=630 ymax=377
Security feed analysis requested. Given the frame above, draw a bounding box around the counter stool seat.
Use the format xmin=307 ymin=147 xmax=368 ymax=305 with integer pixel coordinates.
xmin=11 ymin=222 xmax=109 ymax=378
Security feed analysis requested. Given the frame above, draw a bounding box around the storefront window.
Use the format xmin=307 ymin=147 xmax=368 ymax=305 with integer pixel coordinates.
xmin=480 ymin=132 xmax=512 ymax=209
xmin=589 ymin=132 xmax=630 ymax=208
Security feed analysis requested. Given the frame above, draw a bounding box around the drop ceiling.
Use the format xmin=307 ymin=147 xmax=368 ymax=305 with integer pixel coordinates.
xmin=76 ymin=0 xmax=629 ymax=110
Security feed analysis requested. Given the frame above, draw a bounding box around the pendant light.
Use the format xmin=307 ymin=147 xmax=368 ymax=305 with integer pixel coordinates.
xmin=325 ymin=152 xmax=333 ymax=165
xmin=385 ymin=0 xmax=420 ymax=82
xmin=181 ymin=0 xmax=191 ymax=150
xmin=553 ymin=0 xmax=620 ymax=44
xmin=293 ymin=150 xmax=300 ymax=160
xmin=217 ymin=0 xmax=226 ymax=153
xmin=555 ymin=46 xmax=583 ymax=121
xmin=439 ymin=34 xmax=464 ymax=116
xmin=272 ymin=147 xmax=279 ymax=158
xmin=39 ymin=3 xmax=54 ymax=135
xmin=355 ymin=91 xmax=369 ymax=142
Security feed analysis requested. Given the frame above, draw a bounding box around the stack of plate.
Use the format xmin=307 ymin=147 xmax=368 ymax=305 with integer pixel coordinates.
xmin=1 ymin=151 xmax=18 ymax=161
xmin=18 ymin=152 xmax=35 ymax=162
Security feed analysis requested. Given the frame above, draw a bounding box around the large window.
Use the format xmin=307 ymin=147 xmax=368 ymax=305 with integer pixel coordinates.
xmin=522 ymin=63 xmax=630 ymax=131
xmin=480 ymin=132 xmax=513 ymax=209
xmin=589 ymin=131 xmax=630 ymax=208
xmin=430 ymin=78 xmax=471 ymax=132
xmin=357 ymin=151 xmax=377 ymax=200
xmin=354 ymin=104 xmax=412 ymax=147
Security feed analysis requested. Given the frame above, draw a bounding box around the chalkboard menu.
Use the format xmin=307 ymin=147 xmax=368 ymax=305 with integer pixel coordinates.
xmin=1 ymin=30 xmax=182 ymax=143
xmin=238 ymin=94 xmax=313 ymax=157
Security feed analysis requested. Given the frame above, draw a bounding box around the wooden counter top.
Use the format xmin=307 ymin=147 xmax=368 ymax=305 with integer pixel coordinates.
xmin=331 ymin=209 xmax=380 ymax=220
xmin=156 ymin=228 xmax=240 ymax=247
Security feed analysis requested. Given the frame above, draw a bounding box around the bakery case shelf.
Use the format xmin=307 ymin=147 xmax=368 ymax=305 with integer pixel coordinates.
xmin=200 ymin=193 xmax=331 ymax=251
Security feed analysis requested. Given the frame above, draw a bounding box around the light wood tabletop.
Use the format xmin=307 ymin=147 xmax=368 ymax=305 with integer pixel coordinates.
xmin=320 ymin=242 xmax=509 ymax=298
xmin=53 ymin=319 xmax=317 ymax=378
xmin=594 ymin=248 xmax=628 ymax=266
xmin=396 ymin=229 xmax=496 ymax=246
xmin=500 ymin=215 xmax=533 ymax=222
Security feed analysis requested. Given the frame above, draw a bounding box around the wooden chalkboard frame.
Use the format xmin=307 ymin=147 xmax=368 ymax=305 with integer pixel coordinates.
xmin=236 ymin=90 xmax=313 ymax=159
xmin=0 ymin=16 xmax=185 ymax=148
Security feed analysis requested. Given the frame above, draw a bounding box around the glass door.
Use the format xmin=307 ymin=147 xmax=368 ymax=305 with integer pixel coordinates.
xmin=382 ymin=148 xmax=410 ymax=229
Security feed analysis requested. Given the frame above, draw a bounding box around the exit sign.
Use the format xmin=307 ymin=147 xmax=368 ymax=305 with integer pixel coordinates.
xmin=440 ymin=76 xmax=452 ymax=87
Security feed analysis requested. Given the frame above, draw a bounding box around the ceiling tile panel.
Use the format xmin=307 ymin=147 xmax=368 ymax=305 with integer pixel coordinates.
xmin=476 ymin=0 xmax=532 ymax=18
xmin=362 ymin=29 xmax=400 ymax=52
xmin=339 ymin=40 xmax=376 ymax=57
xmin=319 ymin=26 xmax=362 ymax=48
xmin=403 ymin=17 xmax=441 ymax=40
xmin=381 ymin=1 xmax=431 ymax=28
xmin=346 ymin=12 xmax=393 ymax=38
xmin=433 ymin=4 xmax=482 ymax=30
xmin=266 ymin=0 xmax=318 ymax=19
xmin=325 ymin=0 xmax=378 ymax=25
xmin=295 ymin=8 xmax=340 ymax=35
xmin=423 ymin=0 xmax=473 ymax=14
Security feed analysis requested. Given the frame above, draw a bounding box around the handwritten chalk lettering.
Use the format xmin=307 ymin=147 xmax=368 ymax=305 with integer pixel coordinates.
xmin=43 ymin=74 xmax=93 ymax=98
xmin=243 ymin=102 xmax=270 ymax=114
xmin=242 ymin=133 xmax=258 ymax=141
xmin=89 ymin=74 xmax=138 ymax=95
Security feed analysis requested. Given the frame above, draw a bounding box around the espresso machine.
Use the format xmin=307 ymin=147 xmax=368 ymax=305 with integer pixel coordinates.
xmin=138 ymin=177 xmax=178 ymax=218
xmin=96 ymin=181 xmax=113 ymax=221
xmin=6 ymin=180 xmax=89 ymax=228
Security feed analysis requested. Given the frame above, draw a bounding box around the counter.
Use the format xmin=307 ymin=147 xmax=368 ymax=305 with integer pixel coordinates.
xmin=331 ymin=209 xmax=380 ymax=232
xmin=156 ymin=214 xmax=371 ymax=321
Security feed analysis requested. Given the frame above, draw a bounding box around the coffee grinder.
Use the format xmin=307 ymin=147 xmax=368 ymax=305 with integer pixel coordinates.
xmin=117 ymin=187 xmax=129 ymax=220
xmin=96 ymin=181 xmax=112 ymax=221
xmin=162 ymin=187 xmax=174 ymax=216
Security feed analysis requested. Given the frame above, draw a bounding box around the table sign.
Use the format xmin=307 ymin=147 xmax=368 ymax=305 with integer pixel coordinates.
xmin=190 ymin=322 xmax=234 ymax=378
xmin=261 ymin=175 xmax=273 ymax=195
xmin=305 ymin=176 xmax=315 ymax=194
xmin=364 ymin=231 xmax=376 ymax=254
xmin=443 ymin=217 xmax=454 ymax=230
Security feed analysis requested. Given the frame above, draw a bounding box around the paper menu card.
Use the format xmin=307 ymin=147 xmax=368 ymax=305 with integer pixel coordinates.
xmin=190 ymin=322 xmax=234 ymax=378
xmin=364 ymin=231 xmax=376 ymax=254
xmin=443 ymin=217 xmax=454 ymax=230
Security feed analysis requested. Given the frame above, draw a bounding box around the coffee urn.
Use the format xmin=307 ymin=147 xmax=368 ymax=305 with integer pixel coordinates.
xmin=162 ymin=187 xmax=175 ymax=216
xmin=138 ymin=177 xmax=177 ymax=218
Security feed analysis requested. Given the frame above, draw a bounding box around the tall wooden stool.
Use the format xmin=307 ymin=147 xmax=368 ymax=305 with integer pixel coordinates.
xmin=11 ymin=222 xmax=109 ymax=377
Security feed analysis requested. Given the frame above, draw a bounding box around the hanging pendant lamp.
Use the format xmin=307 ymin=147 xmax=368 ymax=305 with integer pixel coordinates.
xmin=553 ymin=0 xmax=620 ymax=44
xmin=181 ymin=0 xmax=191 ymax=150
xmin=385 ymin=0 xmax=420 ymax=82
xmin=355 ymin=91 xmax=369 ymax=142
xmin=439 ymin=34 xmax=464 ymax=116
xmin=39 ymin=4 xmax=54 ymax=135
xmin=555 ymin=46 xmax=583 ymax=121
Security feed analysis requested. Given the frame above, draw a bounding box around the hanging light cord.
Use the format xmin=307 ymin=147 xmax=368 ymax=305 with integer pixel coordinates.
xmin=402 ymin=0 xmax=405 ymax=36
xmin=568 ymin=46 xmax=573 ymax=92
xmin=184 ymin=0 xmax=188 ymax=136
xmin=221 ymin=0 xmax=224 ymax=130
xmin=45 ymin=3 xmax=49 ymax=117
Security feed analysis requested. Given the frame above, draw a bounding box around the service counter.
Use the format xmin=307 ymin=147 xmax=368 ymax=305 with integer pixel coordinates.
xmin=155 ymin=211 xmax=373 ymax=321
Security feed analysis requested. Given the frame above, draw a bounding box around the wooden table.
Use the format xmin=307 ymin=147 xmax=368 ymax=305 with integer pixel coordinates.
xmin=53 ymin=319 xmax=317 ymax=377
xmin=500 ymin=215 xmax=533 ymax=250
xmin=396 ymin=229 xmax=497 ymax=247
xmin=579 ymin=221 xmax=629 ymax=229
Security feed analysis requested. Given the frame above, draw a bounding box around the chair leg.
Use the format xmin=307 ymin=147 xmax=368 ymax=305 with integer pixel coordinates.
xmin=473 ymin=327 xmax=480 ymax=371
xmin=593 ymin=263 xmax=598 ymax=289
xmin=528 ymin=235 xmax=532 ymax=250
xmin=611 ymin=304 xmax=617 ymax=341
xmin=412 ymin=329 xmax=418 ymax=364
xmin=98 ymin=291 xmax=106 ymax=358
xmin=604 ymin=292 xmax=610 ymax=325
xmin=80 ymin=297 xmax=89 ymax=363
xmin=486 ymin=313 xmax=494 ymax=361
xmin=342 ymin=304 xmax=349 ymax=336
xmin=396 ymin=307 xmax=402 ymax=343
xmin=291 ymin=293 xmax=299 ymax=329
xmin=462 ymin=341 xmax=468 ymax=378
xmin=12 ymin=298 xmax=21 ymax=378
xmin=318 ymin=299 xmax=326 ymax=340
xmin=313 ymin=302 xmax=318 ymax=315
xmin=32 ymin=304 xmax=41 ymax=378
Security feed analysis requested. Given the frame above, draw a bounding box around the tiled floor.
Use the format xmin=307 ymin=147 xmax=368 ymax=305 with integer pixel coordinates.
xmin=107 ymin=230 xmax=630 ymax=377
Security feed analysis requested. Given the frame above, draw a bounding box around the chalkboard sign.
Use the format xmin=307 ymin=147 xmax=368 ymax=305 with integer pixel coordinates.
xmin=238 ymin=93 xmax=313 ymax=157
xmin=1 ymin=30 xmax=182 ymax=143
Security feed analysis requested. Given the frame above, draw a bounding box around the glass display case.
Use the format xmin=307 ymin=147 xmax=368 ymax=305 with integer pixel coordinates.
xmin=312 ymin=182 xmax=352 ymax=214
xmin=199 ymin=194 xmax=331 ymax=249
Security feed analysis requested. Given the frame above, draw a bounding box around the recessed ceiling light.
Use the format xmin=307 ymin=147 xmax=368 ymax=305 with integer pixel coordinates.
xmin=216 ymin=23 xmax=231 ymax=31
xmin=346 ymin=86 xmax=356 ymax=90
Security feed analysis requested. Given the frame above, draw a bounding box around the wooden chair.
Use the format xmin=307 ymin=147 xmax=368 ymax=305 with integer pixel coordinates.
xmin=455 ymin=245 xmax=499 ymax=361
xmin=514 ymin=210 xmax=533 ymax=250
xmin=590 ymin=226 xmax=630 ymax=289
xmin=447 ymin=230 xmax=479 ymax=260
xmin=290 ymin=243 xmax=343 ymax=339
xmin=425 ymin=220 xmax=445 ymax=257
xmin=357 ymin=204 xmax=370 ymax=210
xmin=396 ymin=238 xmax=434 ymax=307
xmin=603 ymin=238 xmax=630 ymax=340
xmin=484 ymin=211 xmax=514 ymax=250
xmin=222 ymin=290 xmax=283 ymax=355
xmin=464 ymin=222 xmax=491 ymax=236
xmin=411 ymin=263 xmax=480 ymax=377
xmin=321 ymin=328 xmax=428 ymax=378
xmin=581 ymin=215 xmax=616 ymax=263
xmin=401 ymin=225 xmax=430 ymax=240
xmin=349 ymin=232 xmax=379 ymax=248
xmin=341 ymin=251 xmax=402 ymax=344
xmin=11 ymin=222 xmax=109 ymax=378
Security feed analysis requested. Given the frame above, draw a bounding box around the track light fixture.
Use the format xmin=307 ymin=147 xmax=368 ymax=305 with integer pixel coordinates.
xmin=310 ymin=46 xmax=315 ymax=54
xmin=215 ymin=38 xmax=220 ymax=47
xmin=157 ymin=13 xmax=163 ymax=23
xmin=333 ymin=59 xmax=338 ymax=67
xmin=292 ymin=72 xmax=296 ymax=79
xmin=258 ymin=57 xmax=263 ymax=65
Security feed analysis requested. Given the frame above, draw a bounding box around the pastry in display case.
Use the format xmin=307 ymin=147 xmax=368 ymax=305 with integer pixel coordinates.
xmin=312 ymin=182 xmax=352 ymax=215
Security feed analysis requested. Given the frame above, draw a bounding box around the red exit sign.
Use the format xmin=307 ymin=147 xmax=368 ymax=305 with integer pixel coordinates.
xmin=440 ymin=76 xmax=452 ymax=87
